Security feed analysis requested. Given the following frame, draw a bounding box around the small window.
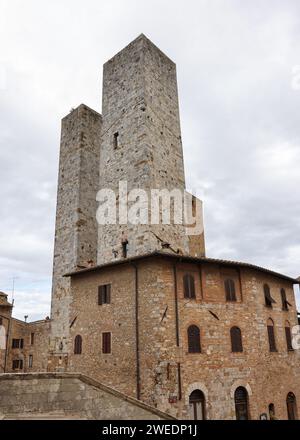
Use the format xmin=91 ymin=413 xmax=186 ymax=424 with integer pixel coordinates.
xmin=264 ymin=284 xmax=276 ymax=308
xmin=113 ymin=132 xmax=119 ymax=149
xmin=281 ymin=289 xmax=291 ymax=311
xmin=187 ymin=325 xmax=201 ymax=353
xmin=28 ymin=354 xmax=33 ymax=368
xmin=102 ymin=332 xmax=111 ymax=354
xmin=12 ymin=359 xmax=23 ymax=370
xmin=235 ymin=386 xmax=249 ymax=420
xmin=98 ymin=285 xmax=111 ymax=305
xmin=74 ymin=335 xmax=82 ymax=355
xmin=225 ymin=279 xmax=237 ymax=302
xmin=12 ymin=338 xmax=24 ymax=349
xmin=30 ymin=333 xmax=34 ymax=345
xmin=267 ymin=318 xmax=277 ymax=352
xmin=230 ymin=326 xmax=243 ymax=352
xmin=183 ymin=274 xmax=196 ymax=299
xmin=285 ymin=322 xmax=293 ymax=351
xmin=122 ymin=240 xmax=128 ymax=258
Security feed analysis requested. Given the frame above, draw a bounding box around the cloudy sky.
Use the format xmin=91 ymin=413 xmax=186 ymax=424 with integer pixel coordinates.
xmin=0 ymin=0 xmax=299 ymax=320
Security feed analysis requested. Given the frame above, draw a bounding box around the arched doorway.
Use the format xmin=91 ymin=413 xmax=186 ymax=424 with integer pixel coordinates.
xmin=234 ymin=386 xmax=249 ymax=420
xmin=287 ymin=392 xmax=298 ymax=420
xmin=268 ymin=403 xmax=276 ymax=420
xmin=189 ymin=389 xmax=206 ymax=420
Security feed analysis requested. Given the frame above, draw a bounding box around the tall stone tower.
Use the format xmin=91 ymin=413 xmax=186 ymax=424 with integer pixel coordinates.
xmin=97 ymin=34 xmax=205 ymax=264
xmin=50 ymin=35 xmax=205 ymax=369
xmin=49 ymin=104 xmax=102 ymax=367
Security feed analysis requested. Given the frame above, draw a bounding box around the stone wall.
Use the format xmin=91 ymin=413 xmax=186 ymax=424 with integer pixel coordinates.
xmin=50 ymin=104 xmax=102 ymax=361
xmin=0 ymin=373 xmax=173 ymax=420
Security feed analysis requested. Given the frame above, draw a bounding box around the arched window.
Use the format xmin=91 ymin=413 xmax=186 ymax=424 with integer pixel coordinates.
xmin=285 ymin=321 xmax=293 ymax=351
xmin=189 ymin=390 xmax=206 ymax=420
xmin=225 ymin=279 xmax=237 ymax=302
xmin=269 ymin=403 xmax=276 ymax=420
xmin=230 ymin=327 xmax=243 ymax=352
xmin=187 ymin=325 xmax=201 ymax=353
xmin=267 ymin=318 xmax=277 ymax=352
xmin=234 ymin=386 xmax=249 ymax=420
xmin=264 ymin=284 xmax=275 ymax=308
xmin=287 ymin=392 xmax=298 ymax=420
xmin=183 ymin=274 xmax=196 ymax=299
xmin=74 ymin=335 xmax=82 ymax=355
xmin=281 ymin=289 xmax=290 ymax=311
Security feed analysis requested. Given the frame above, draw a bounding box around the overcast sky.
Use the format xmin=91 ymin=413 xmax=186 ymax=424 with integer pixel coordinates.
xmin=0 ymin=0 xmax=299 ymax=320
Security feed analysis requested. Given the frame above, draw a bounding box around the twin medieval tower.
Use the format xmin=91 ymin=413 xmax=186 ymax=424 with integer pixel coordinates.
xmin=50 ymin=35 xmax=205 ymax=360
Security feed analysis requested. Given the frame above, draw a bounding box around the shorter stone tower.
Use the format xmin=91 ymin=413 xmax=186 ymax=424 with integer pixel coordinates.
xmin=49 ymin=104 xmax=102 ymax=369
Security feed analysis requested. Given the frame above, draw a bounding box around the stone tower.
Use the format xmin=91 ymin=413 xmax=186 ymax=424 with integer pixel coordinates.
xmin=49 ymin=104 xmax=102 ymax=366
xmin=50 ymin=35 xmax=205 ymax=368
xmin=97 ymin=34 xmax=205 ymax=264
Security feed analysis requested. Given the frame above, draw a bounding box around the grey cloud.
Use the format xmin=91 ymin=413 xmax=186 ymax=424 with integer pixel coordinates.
xmin=0 ymin=0 xmax=299 ymax=318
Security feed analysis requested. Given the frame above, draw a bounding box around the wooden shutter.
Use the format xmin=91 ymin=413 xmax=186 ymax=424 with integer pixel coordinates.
xmin=188 ymin=325 xmax=201 ymax=353
xmin=267 ymin=325 xmax=277 ymax=351
xmin=98 ymin=286 xmax=104 ymax=305
xmin=264 ymin=285 xmax=276 ymax=307
xmin=184 ymin=275 xmax=195 ymax=299
xmin=106 ymin=285 xmax=111 ymax=304
xmin=285 ymin=327 xmax=293 ymax=351
xmin=225 ymin=279 xmax=237 ymax=302
xmin=231 ymin=327 xmax=243 ymax=352
xmin=102 ymin=332 xmax=111 ymax=354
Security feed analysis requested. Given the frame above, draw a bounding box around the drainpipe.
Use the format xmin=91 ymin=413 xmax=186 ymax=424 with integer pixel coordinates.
xmin=132 ymin=263 xmax=141 ymax=400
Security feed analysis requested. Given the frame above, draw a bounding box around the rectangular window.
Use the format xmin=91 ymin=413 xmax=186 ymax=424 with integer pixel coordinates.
xmin=28 ymin=354 xmax=33 ymax=368
xmin=102 ymin=332 xmax=111 ymax=354
xmin=12 ymin=338 xmax=24 ymax=349
xmin=30 ymin=333 xmax=34 ymax=345
xmin=98 ymin=285 xmax=111 ymax=305
xmin=12 ymin=359 xmax=23 ymax=370
xmin=113 ymin=132 xmax=119 ymax=149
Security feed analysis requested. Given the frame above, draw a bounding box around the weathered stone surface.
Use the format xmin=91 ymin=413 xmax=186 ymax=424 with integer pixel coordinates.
xmin=0 ymin=373 xmax=173 ymax=420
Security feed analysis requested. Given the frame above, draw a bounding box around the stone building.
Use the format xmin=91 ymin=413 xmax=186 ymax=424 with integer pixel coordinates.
xmin=1 ymin=34 xmax=300 ymax=420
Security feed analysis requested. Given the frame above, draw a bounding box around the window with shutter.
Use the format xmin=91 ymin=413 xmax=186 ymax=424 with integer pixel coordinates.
xmin=225 ymin=279 xmax=237 ymax=302
xmin=281 ymin=289 xmax=291 ymax=311
xmin=183 ymin=275 xmax=196 ymax=299
xmin=267 ymin=319 xmax=277 ymax=352
xmin=285 ymin=323 xmax=293 ymax=351
xmin=264 ymin=284 xmax=276 ymax=308
xmin=102 ymin=332 xmax=111 ymax=354
xmin=230 ymin=326 xmax=243 ymax=352
xmin=187 ymin=325 xmax=201 ymax=353
xmin=98 ymin=284 xmax=111 ymax=305
xmin=74 ymin=335 xmax=82 ymax=354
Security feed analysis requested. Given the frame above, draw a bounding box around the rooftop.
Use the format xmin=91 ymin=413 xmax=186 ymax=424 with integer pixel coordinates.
xmin=64 ymin=251 xmax=299 ymax=284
